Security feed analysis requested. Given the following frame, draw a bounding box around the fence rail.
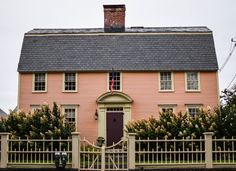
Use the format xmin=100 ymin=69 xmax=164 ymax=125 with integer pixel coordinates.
xmin=8 ymin=137 xmax=72 ymax=165
xmin=213 ymin=137 xmax=236 ymax=164
xmin=0 ymin=132 xmax=235 ymax=169
xmin=136 ymin=137 xmax=205 ymax=165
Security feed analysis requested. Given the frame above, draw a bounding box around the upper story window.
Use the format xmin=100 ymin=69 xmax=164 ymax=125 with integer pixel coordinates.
xmin=186 ymin=72 xmax=200 ymax=91
xmin=33 ymin=73 xmax=47 ymax=92
xmin=64 ymin=73 xmax=77 ymax=92
xmin=109 ymin=72 xmax=121 ymax=91
xmin=159 ymin=72 xmax=173 ymax=91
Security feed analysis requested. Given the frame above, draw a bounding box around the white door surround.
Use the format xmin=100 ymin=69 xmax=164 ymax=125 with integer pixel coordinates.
xmin=96 ymin=92 xmax=133 ymax=141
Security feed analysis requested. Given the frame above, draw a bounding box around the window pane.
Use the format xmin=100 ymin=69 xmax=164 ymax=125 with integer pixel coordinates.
xmin=188 ymin=107 xmax=199 ymax=117
xmin=187 ymin=72 xmax=199 ymax=90
xmin=109 ymin=72 xmax=121 ymax=91
xmin=160 ymin=72 xmax=172 ymax=90
xmin=34 ymin=73 xmax=46 ymax=91
xmin=64 ymin=73 xmax=76 ymax=91
xmin=64 ymin=108 xmax=76 ymax=126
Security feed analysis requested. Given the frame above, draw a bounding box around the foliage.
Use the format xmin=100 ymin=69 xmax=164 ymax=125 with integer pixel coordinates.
xmin=125 ymin=110 xmax=218 ymax=139
xmin=0 ymin=102 xmax=75 ymax=139
xmin=215 ymin=105 xmax=236 ymax=138
xmin=220 ymin=84 xmax=236 ymax=106
xmin=216 ymin=85 xmax=236 ymax=138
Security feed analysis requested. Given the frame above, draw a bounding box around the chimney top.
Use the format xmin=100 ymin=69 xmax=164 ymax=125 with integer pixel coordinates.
xmin=103 ymin=4 xmax=126 ymax=32
xmin=103 ymin=4 xmax=125 ymax=9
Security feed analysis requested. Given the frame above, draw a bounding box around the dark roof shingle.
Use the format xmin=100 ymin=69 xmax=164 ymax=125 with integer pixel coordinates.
xmin=18 ymin=27 xmax=218 ymax=72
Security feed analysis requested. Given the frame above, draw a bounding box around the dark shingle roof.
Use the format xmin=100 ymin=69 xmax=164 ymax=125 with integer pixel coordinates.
xmin=18 ymin=27 xmax=218 ymax=72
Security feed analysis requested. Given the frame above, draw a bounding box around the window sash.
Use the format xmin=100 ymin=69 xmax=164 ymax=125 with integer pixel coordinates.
xmin=160 ymin=72 xmax=172 ymax=90
xmin=159 ymin=105 xmax=176 ymax=113
xmin=64 ymin=108 xmax=76 ymax=126
xmin=188 ymin=107 xmax=200 ymax=116
xmin=109 ymin=72 xmax=121 ymax=91
xmin=34 ymin=73 xmax=46 ymax=91
xmin=186 ymin=72 xmax=199 ymax=90
xmin=161 ymin=107 xmax=174 ymax=113
xmin=64 ymin=73 xmax=76 ymax=91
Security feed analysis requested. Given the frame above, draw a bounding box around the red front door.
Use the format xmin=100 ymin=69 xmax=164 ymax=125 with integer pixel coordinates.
xmin=106 ymin=112 xmax=123 ymax=146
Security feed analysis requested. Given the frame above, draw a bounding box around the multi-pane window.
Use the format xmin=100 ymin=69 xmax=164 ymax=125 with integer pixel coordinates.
xmin=109 ymin=72 xmax=121 ymax=91
xmin=30 ymin=105 xmax=40 ymax=113
xmin=187 ymin=107 xmax=200 ymax=117
xmin=161 ymin=107 xmax=173 ymax=113
xmin=159 ymin=105 xmax=176 ymax=113
xmin=160 ymin=72 xmax=173 ymax=90
xmin=64 ymin=73 xmax=77 ymax=91
xmin=186 ymin=72 xmax=199 ymax=90
xmin=64 ymin=108 xmax=76 ymax=126
xmin=34 ymin=73 xmax=46 ymax=91
xmin=107 ymin=107 xmax=123 ymax=112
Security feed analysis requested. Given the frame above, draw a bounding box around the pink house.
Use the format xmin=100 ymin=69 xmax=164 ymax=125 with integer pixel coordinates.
xmin=17 ymin=5 xmax=219 ymax=145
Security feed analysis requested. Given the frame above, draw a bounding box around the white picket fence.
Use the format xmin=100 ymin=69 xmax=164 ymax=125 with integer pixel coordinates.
xmin=0 ymin=132 xmax=235 ymax=169
xmin=8 ymin=137 xmax=72 ymax=165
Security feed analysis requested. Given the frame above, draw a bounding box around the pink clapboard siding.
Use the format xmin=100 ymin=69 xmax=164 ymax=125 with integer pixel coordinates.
xmin=19 ymin=71 xmax=219 ymax=140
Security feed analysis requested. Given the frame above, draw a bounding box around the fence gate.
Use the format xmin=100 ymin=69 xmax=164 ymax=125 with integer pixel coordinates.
xmin=80 ymin=138 xmax=128 ymax=171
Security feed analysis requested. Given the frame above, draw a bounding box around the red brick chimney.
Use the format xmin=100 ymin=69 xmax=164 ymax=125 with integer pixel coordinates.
xmin=103 ymin=4 xmax=126 ymax=32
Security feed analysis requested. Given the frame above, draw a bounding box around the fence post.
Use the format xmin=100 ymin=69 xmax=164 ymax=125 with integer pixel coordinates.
xmin=128 ymin=133 xmax=136 ymax=170
xmin=0 ymin=133 xmax=10 ymax=168
xmin=101 ymin=144 xmax=105 ymax=171
xmin=72 ymin=132 xmax=80 ymax=170
xmin=204 ymin=132 xmax=214 ymax=168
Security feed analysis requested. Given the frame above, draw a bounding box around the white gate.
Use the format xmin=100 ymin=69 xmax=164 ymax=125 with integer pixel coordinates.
xmin=80 ymin=138 xmax=128 ymax=171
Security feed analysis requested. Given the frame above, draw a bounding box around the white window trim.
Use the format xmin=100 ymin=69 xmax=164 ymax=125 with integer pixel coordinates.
xmin=185 ymin=104 xmax=203 ymax=116
xmin=62 ymin=72 xmax=78 ymax=93
xmin=185 ymin=72 xmax=201 ymax=92
xmin=107 ymin=72 xmax=122 ymax=92
xmin=158 ymin=104 xmax=177 ymax=113
xmin=158 ymin=72 xmax=174 ymax=92
xmin=61 ymin=105 xmax=79 ymax=130
xmin=30 ymin=104 xmax=41 ymax=113
xmin=32 ymin=73 xmax=48 ymax=93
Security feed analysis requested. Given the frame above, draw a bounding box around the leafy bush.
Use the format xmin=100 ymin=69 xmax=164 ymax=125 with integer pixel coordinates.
xmin=0 ymin=102 xmax=74 ymax=139
xmin=215 ymin=104 xmax=236 ymax=138
xmin=126 ymin=110 xmax=218 ymax=139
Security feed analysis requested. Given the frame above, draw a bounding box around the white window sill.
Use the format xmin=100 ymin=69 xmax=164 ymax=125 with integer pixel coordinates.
xmin=32 ymin=91 xmax=47 ymax=93
xmin=159 ymin=90 xmax=174 ymax=93
xmin=185 ymin=90 xmax=201 ymax=93
xmin=62 ymin=90 xmax=78 ymax=93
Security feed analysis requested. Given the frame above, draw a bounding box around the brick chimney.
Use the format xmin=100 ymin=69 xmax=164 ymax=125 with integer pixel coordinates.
xmin=103 ymin=5 xmax=126 ymax=32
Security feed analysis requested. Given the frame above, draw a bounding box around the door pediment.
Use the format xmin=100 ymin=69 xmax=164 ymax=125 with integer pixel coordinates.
xmin=97 ymin=92 xmax=133 ymax=104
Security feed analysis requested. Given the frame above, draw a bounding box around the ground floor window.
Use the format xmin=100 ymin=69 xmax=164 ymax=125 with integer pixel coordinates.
xmin=30 ymin=104 xmax=40 ymax=113
xmin=159 ymin=104 xmax=176 ymax=113
xmin=186 ymin=105 xmax=202 ymax=117
xmin=61 ymin=105 xmax=78 ymax=127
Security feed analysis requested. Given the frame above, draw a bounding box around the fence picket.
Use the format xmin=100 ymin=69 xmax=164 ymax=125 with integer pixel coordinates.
xmin=0 ymin=132 xmax=235 ymax=169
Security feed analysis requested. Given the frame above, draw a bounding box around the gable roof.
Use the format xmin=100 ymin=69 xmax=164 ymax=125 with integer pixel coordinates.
xmin=18 ymin=27 xmax=218 ymax=72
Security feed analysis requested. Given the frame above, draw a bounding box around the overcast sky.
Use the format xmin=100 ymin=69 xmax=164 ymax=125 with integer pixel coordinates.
xmin=0 ymin=0 xmax=236 ymax=113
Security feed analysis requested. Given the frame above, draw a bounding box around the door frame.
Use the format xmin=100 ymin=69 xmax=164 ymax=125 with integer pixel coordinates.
xmin=96 ymin=92 xmax=133 ymax=145
xmin=97 ymin=104 xmax=131 ymax=145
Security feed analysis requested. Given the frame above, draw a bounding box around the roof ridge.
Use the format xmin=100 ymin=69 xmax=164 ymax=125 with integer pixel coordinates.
xmin=26 ymin=26 xmax=211 ymax=35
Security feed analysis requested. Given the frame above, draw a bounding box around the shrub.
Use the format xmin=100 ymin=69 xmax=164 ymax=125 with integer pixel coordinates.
xmin=125 ymin=110 xmax=218 ymax=139
xmin=0 ymin=102 xmax=75 ymax=139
